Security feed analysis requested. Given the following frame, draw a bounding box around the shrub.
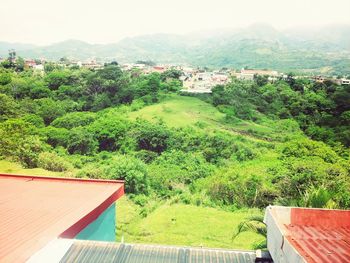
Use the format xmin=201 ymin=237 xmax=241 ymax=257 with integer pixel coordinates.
xmin=281 ymin=138 xmax=339 ymax=163
xmin=51 ymin=112 xmax=96 ymax=129
xmin=41 ymin=126 xmax=69 ymax=148
xmin=67 ymin=127 xmax=97 ymax=155
xmin=0 ymin=119 xmax=46 ymax=168
xmin=16 ymin=136 xmax=46 ymax=168
xmin=155 ymin=150 xmax=214 ymax=182
xmin=38 ymin=152 xmax=72 ymax=172
xmin=132 ymin=120 xmax=172 ymax=154
xmin=104 ymin=155 xmax=149 ymax=194
xmin=21 ymin=114 xmax=45 ymax=128
xmin=88 ymin=116 xmax=130 ymax=152
xmin=199 ymin=170 xmax=278 ymax=208
xmin=0 ymin=94 xmax=19 ymax=121
xmin=77 ymin=165 xmax=105 ymax=179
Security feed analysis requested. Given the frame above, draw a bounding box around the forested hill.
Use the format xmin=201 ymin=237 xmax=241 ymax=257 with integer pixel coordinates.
xmin=0 ymin=63 xmax=349 ymax=212
xmin=1 ymin=24 xmax=350 ymax=74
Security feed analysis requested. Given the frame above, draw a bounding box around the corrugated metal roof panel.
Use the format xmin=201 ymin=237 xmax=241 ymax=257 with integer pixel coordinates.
xmin=59 ymin=241 xmax=263 ymax=263
xmin=265 ymin=206 xmax=350 ymax=263
xmin=0 ymin=173 xmax=124 ymax=263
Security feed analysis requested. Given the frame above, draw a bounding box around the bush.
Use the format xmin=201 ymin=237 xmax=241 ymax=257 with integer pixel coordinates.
xmin=77 ymin=165 xmax=105 ymax=179
xmin=155 ymin=150 xmax=214 ymax=183
xmin=281 ymin=138 xmax=339 ymax=163
xmin=198 ymin=168 xmax=278 ymax=208
xmin=16 ymin=136 xmax=46 ymax=168
xmin=132 ymin=120 xmax=172 ymax=154
xmin=67 ymin=127 xmax=97 ymax=155
xmin=21 ymin=114 xmax=45 ymax=128
xmin=0 ymin=94 xmax=19 ymax=121
xmin=104 ymin=155 xmax=149 ymax=194
xmin=134 ymin=150 xmax=158 ymax=163
xmin=38 ymin=152 xmax=72 ymax=172
xmin=41 ymin=126 xmax=69 ymax=148
xmin=51 ymin=112 xmax=96 ymax=129
xmin=0 ymin=119 xmax=46 ymax=168
xmin=88 ymin=116 xmax=130 ymax=152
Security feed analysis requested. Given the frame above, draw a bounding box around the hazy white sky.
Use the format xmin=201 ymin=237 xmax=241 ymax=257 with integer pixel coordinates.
xmin=1 ymin=0 xmax=350 ymax=45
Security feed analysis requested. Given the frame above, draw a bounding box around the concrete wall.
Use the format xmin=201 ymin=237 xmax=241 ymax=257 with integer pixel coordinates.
xmin=75 ymin=203 xmax=116 ymax=242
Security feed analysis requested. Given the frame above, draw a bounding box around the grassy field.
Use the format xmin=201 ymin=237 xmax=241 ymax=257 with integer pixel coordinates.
xmin=127 ymin=94 xmax=292 ymax=143
xmin=128 ymin=95 xmax=225 ymax=129
xmin=0 ymin=160 xmax=265 ymax=249
xmin=116 ymin=196 xmax=265 ymax=250
xmin=0 ymin=160 xmax=65 ymax=177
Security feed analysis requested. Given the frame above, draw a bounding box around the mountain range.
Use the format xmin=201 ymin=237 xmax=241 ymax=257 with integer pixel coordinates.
xmin=1 ymin=24 xmax=350 ymax=74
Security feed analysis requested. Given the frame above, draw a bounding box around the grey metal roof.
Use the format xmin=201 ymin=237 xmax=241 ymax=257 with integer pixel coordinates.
xmin=59 ymin=241 xmax=271 ymax=263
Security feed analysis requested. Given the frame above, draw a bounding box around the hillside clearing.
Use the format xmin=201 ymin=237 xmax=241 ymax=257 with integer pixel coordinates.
xmin=128 ymin=95 xmax=225 ymax=128
xmin=116 ymin=196 xmax=264 ymax=250
xmin=0 ymin=160 xmax=65 ymax=177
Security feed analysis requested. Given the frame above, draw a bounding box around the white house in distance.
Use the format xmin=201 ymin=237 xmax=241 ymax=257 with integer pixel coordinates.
xmin=236 ymin=69 xmax=279 ymax=81
xmin=182 ymin=71 xmax=229 ymax=93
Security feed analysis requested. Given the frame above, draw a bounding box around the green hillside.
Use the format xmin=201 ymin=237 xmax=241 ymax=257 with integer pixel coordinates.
xmin=1 ymin=63 xmax=349 ymax=250
xmin=116 ymin=196 xmax=264 ymax=249
xmin=127 ymin=95 xmax=225 ymax=128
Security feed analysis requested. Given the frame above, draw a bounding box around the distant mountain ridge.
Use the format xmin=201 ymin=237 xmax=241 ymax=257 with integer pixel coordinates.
xmin=1 ymin=24 xmax=350 ymax=74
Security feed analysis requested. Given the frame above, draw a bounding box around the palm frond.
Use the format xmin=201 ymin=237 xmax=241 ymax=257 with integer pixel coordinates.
xmin=232 ymin=215 xmax=266 ymax=240
xmin=252 ymin=239 xmax=267 ymax=250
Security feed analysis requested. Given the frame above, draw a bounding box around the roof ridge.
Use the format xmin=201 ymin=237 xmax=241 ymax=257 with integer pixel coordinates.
xmin=0 ymin=173 xmax=124 ymax=184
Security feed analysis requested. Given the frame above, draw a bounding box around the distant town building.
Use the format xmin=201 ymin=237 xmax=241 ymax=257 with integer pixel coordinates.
xmin=312 ymin=75 xmax=326 ymax=83
xmin=182 ymin=71 xmax=230 ymax=93
xmin=152 ymin=66 xmax=166 ymax=73
xmin=33 ymin=64 xmax=44 ymax=71
xmin=24 ymin=59 xmax=37 ymax=68
xmin=82 ymin=59 xmax=103 ymax=70
xmin=312 ymin=75 xmax=350 ymax=85
xmin=236 ymin=69 xmax=279 ymax=81
xmin=334 ymin=78 xmax=350 ymax=85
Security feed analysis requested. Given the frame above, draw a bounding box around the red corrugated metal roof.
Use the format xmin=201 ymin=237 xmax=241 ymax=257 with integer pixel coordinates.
xmin=0 ymin=173 xmax=124 ymax=263
xmin=287 ymin=208 xmax=350 ymax=263
xmin=265 ymin=206 xmax=350 ymax=263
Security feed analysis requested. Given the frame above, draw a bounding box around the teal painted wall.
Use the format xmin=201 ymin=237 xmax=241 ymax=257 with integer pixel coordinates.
xmin=75 ymin=203 xmax=116 ymax=241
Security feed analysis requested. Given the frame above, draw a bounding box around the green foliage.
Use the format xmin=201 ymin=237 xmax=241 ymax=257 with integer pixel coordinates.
xmin=38 ymin=152 xmax=72 ymax=172
xmin=45 ymin=70 xmax=76 ymax=90
xmin=232 ymin=215 xmax=267 ymax=249
xmin=0 ymin=73 xmax=12 ymax=85
xmin=155 ymin=150 xmax=214 ymax=182
xmin=66 ymin=127 xmax=97 ymax=155
xmin=21 ymin=114 xmax=45 ymax=128
xmin=32 ymin=98 xmax=73 ymax=125
xmin=0 ymin=94 xmax=19 ymax=120
xmin=88 ymin=116 xmax=131 ymax=152
xmin=201 ymin=170 xmax=276 ymax=208
xmin=301 ymin=186 xmax=338 ymax=209
xmin=104 ymin=155 xmax=149 ymax=194
xmin=147 ymin=150 xmax=215 ymax=197
xmin=132 ymin=120 xmax=172 ymax=154
xmin=41 ymin=126 xmax=69 ymax=148
xmin=276 ymin=158 xmax=350 ymax=207
xmin=211 ymin=78 xmax=350 ymax=147
xmin=0 ymin=119 xmax=46 ymax=167
xmin=1 ymin=65 xmax=349 ymax=212
xmin=51 ymin=111 xmax=96 ymax=129
xmin=280 ymin=138 xmax=339 ymax=163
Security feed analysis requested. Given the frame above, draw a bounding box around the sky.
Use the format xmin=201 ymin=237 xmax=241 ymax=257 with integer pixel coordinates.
xmin=1 ymin=0 xmax=350 ymax=45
